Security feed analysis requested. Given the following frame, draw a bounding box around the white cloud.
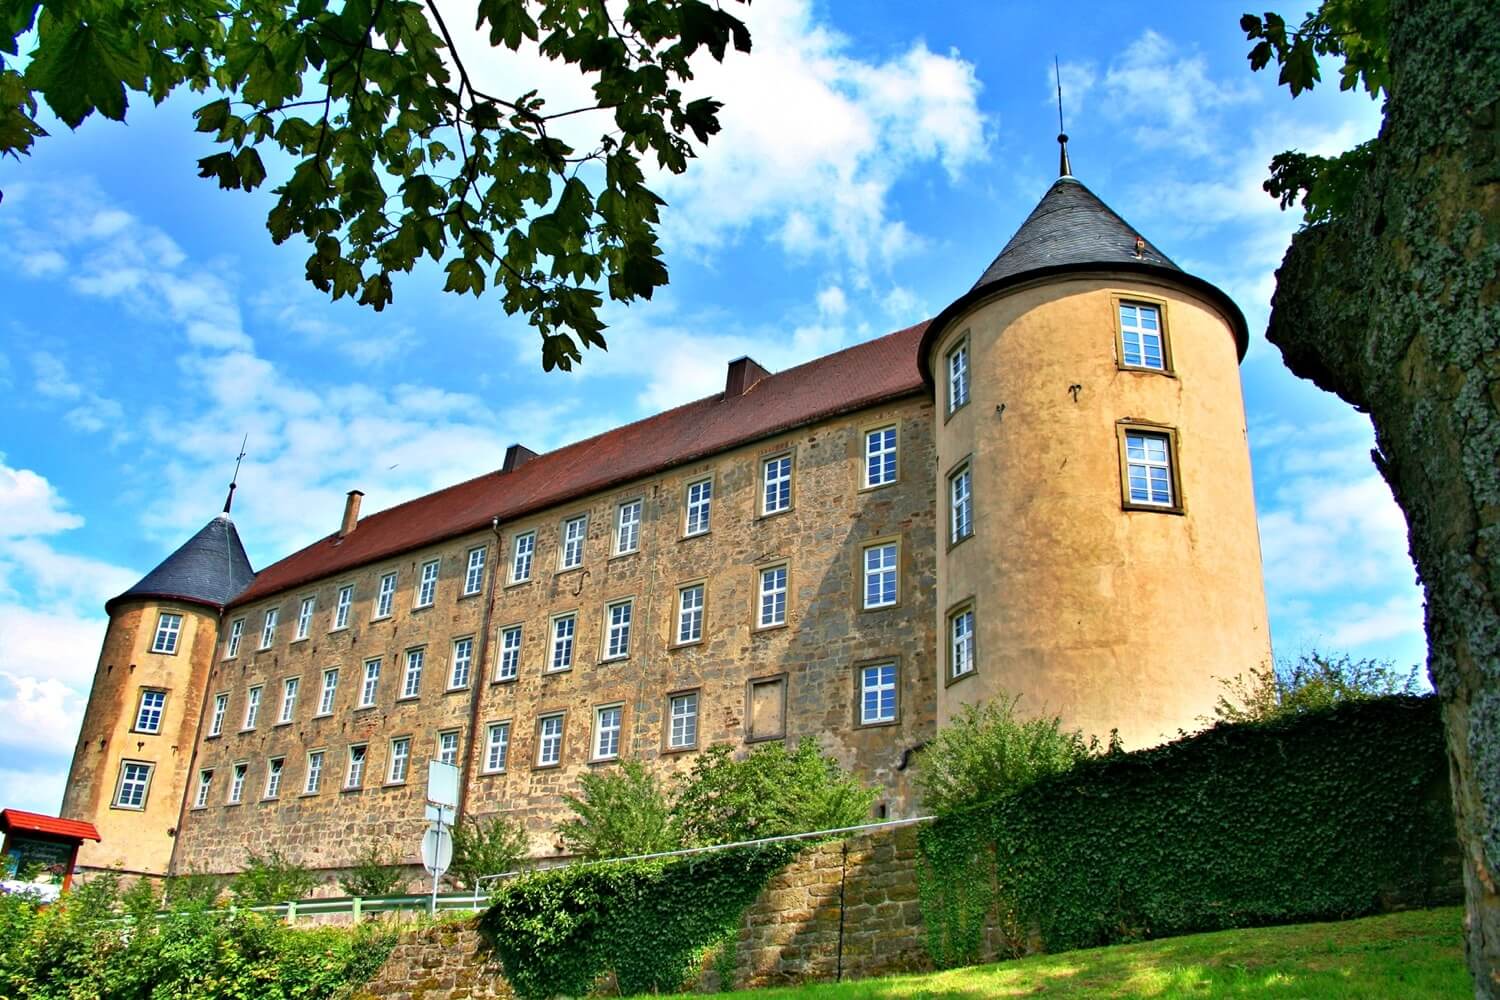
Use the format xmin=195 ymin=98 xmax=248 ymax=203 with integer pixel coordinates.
xmin=817 ymin=286 xmax=848 ymax=319
xmin=0 ymin=763 xmax=69 ymax=816
xmin=0 ymin=456 xmax=83 ymax=538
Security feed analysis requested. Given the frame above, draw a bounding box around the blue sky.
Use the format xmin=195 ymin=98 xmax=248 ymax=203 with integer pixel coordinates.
xmin=0 ymin=1 xmax=1419 ymax=815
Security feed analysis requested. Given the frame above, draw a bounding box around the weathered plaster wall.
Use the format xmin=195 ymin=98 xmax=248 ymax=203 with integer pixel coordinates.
xmin=928 ymin=275 xmax=1273 ymax=748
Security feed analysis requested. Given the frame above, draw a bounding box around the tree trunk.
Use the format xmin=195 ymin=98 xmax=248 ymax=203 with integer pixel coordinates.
xmin=1264 ymin=0 xmax=1500 ymax=994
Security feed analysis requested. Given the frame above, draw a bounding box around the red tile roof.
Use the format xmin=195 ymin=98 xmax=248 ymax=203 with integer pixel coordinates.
xmin=0 ymin=810 xmax=101 ymax=842
xmin=231 ymin=321 xmax=931 ymax=607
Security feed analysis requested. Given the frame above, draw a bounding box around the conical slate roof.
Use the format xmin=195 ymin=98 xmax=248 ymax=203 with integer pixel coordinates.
xmin=106 ymin=514 xmax=256 ymax=614
xmin=973 ymin=176 xmax=1178 ymax=289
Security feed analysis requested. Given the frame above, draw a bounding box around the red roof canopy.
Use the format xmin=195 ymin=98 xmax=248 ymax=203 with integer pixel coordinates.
xmin=232 ymin=320 xmax=931 ymax=607
xmin=0 ymin=810 xmax=100 ymax=842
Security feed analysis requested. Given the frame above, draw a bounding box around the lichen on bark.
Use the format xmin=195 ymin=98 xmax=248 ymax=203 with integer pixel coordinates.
xmin=1263 ymin=0 xmax=1499 ymax=994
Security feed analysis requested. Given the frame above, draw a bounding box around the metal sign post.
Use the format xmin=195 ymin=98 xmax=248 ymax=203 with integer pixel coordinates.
xmin=422 ymin=761 xmax=459 ymax=915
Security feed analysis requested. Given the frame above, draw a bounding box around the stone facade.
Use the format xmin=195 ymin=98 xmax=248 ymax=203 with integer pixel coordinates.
xmin=173 ymin=397 xmax=939 ymax=873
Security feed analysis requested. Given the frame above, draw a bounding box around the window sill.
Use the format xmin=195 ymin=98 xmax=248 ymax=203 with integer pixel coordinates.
xmin=669 ymin=638 xmax=703 ymax=651
xmin=299 ymin=791 xmax=320 ymax=798
xmin=504 ymin=578 xmax=533 ymax=590
xmin=608 ymin=549 xmax=639 ymax=562
xmin=257 ymin=646 xmax=274 ymax=653
xmin=150 ymin=648 xmax=179 ymax=657
xmin=225 ymin=801 xmax=243 ymax=808
xmin=313 ymin=712 xmax=333 ymax=720
xmin=1116 ymin=363 xmax=1176 ymax=378
xmin=946 ymin=533 xmax=973 ymax=554
xmin=744 ymin=732 xmax=785 ymax=745
xmin=598 ymin=655 xmax=629 ymax=665
xmin=1121 ymin=502 xmax=1186 ymax=516
xmin=492 ymin=675 xmax=518 ymax=685
xmin=480 ymin=768 xmax=507 ymax=777
xmin=371 ymin=615 xmax=393 ymax=624
xmin=205 ymin=733 xmax=221 ymax=741
xmin=189 ymin=805 xmax=207 ymax=811
xmin=942 ymin=399 xmax=970 ymax=425
xmin=458 ymin=590 xmax=484 ymax=601
xmin=860 ymin=601 xmax=900 ymax=614
xmin=858 ymin=480 xmax=898 ymax=494
xmin=340 ymin=786 xmax=364 ymax=794
xmin=753 ymin=622 xmax=789 ymax=635
xmin=855 ymin=718 xmax=900 ymax=730
xmin=661 ymin=743 xmax=698 ymax=755
xmin=543 ymin=667 xmax=573 ymax=677
xmin=355 ymin=704 xmax=377 ymax=712
xmin=756 ymin=507 xmax=793 ymax=522
xmin=533 ymin=761 xmax=562 ymax=771
xmin=129 ymin=729 xmax=160 ymax=737
xmin=444 ymin=685 xmax=470 ymax=695
xmin=382 ymin=781 xmax=407 ymax=788
xmin=260 ymin=797 xmax=280 ymax=803
xmin=238 ymin=728 xmax=257 ymax=734
xmin=290 ymin=637 xmax=309 ymax=645
xmin=327 ymin=627 xmax=350 ymax=635
xmin=274 ymin=720 xmax=293 ymax=727
xmin=555 ymin=565 xmax=585 ymax=577
xmin=588 ymin=756 xmax=620 ymax=766
xmin=944 ymin=669 xmax=978 ymax=689
xmin=109 ymin=804 xmax=145 ymax=812
xmin=679 ymin=530 xmax=711 ymax=542
xmin=395 ymin=695 xmax=420 ymax=704
xmin=411 ymin=604 xmax=433 ymax=614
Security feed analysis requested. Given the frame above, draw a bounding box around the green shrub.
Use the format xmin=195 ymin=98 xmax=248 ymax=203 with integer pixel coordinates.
xmin=916 ymin=695 xmax=1456 ymax=968
xmin=163 ymin=872 xmax=225 ymax=909
xmin=1211 ymin=650 xmax=1422 ymax=723
xmin=914 ymin=697 xmax=1102 ymax=814
xmin=674 ymin=739 xmax=877 ymax=846
xmin=447 ymin=814 xmax=529 ymax=891
xmin=339 ymin=843 xmax=407 ymax=898
xmin=559 ymin=759 xmax=681 ymax=860
xmin=481 ymin=843 xmax=796 ymax=999
xmin=230 ymin=848 xmax=319 ymax=905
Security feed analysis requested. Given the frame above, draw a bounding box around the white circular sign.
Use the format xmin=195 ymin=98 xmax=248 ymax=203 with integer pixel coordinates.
xmin=421 ymin=826 xmax=453 ymax=877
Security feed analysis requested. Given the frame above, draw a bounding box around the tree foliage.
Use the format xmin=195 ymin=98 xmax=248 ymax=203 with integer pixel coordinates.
xmin=338 ymin=842 xmax=408 ymax=897
xmin=558 ymin=758 xmax=680 ymax=860
xmin=1211 ymin=650 xmax=1422 ymax=724
xmin=447 ymin=813 xmax=529 ymax=891
xmin=673 ymin=740 xmax=878 ymax=847
xmin=229 ymin=848 xmax=319 ymax=905
xmin=1 ymin=0 xmax=751 ymax=369
xmin=914 ymin=697 xmax=1104 ymax=815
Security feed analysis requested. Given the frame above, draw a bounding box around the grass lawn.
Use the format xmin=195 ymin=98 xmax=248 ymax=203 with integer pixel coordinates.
xmin=691 ymin=906 xmax=1467 ymax=999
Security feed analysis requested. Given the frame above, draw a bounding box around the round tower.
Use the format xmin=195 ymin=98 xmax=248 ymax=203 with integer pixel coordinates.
xmin=920 ymin=154 xmax=1272 ymax=749
xmin=61 ymin=508 xmax=255 ymax=877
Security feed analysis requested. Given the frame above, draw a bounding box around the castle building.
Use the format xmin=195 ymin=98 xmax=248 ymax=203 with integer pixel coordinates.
xmin=61 ymin=155 xmax=1272 ymax=878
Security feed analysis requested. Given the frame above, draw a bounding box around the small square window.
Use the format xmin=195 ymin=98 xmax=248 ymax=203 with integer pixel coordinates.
xmin=603 ymin=600 xmax=632 ymax=660
xmin=761 ymin=455 xmax=792 ymax=515
xmin=862 ymin=542 xmax=898 ymax=609
xmin=758 ymin=565 xmax=788 ymax=629
xmin=388 ymin=737 xmax=411 ymax=783
xmin=134 ymin=689 xmax=166 ymax=734
xmin=152 ymin=613 xmax=182 ymax=654
xmin=548 ymin=614 xmax=576 ymax=672
xmin=193 ymin=769 xmax=213 ymax=809
xmin=401 ymin=649 xmax=424 ymax=699
xmin=858 ymin=662 xmax=898 ymax=726
xmin=676 ymin=584 xmax=705 ymax=645
xmin=346 ymin=745 xmax=367 ymax=789
xmin=615 ymin=499 xmax=642 ymax=555
xmin=537 ymin=714 xmax=564 ymax=767
xmin=304 ymin=750 xmax=325 ymax=794
xmin=1120 ymin=427 xmax=1180 ymax=510
xmin=264 ymin=757 xmax=284 ymax=799
xmin=667 ymin=692 xmax=699 ymax=750
xmin=450 ymin=637 xmax=474 ymax=689
xmin=318 ymin=669 xmax=338 ymax=716
xmin=561 ymin=516 xmax=588 ymax=570
xmin=864 ymin=426 xmax=898 ymax=488
xmin=484 ymin=721 xmax=510 ymax=773
xmin=1118 ymin=301 xmax=1169 ymax=371
xmin=360 ymin=658 xmax=381 ymax=707
xmin=437 ymin=730 xmax=460 ymax=766
xmin=114 ymin=761 xmax=152 ymax=810
xmin=416 ymin=560 xmax=440 ymax=608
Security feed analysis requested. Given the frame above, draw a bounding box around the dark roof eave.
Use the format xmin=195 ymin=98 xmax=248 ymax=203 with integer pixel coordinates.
xmin=224 ymin=383 xmax=930 ymax=611
xmin=915 ymin=262 xmax=1250 ymax=388
xmin=103 ymin=591 xmax=229 ymax=617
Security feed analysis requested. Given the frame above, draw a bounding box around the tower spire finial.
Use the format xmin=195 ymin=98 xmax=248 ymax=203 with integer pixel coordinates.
xmin=1054 ymin=55 xmax=1072 ymax=178
xmin=223 ymin=434 xmax=247 ymax=514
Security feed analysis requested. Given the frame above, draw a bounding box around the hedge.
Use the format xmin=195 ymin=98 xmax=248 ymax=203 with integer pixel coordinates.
xmin=917 ymin=695 xmax=1458 ymax=966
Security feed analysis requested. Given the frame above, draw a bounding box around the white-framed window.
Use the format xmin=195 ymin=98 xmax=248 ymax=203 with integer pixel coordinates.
xmin=950 ymin=606 xmax=976 ymax=680
xmin=264 ymin=757 xmax=284 ymax=799
xmin=496 ymin=625 xmax=522 ymax=681
xmin=209 ymin=693 xmax=228 ymax=737
xmin=463 ymin=546 xmax=487 ymax=595
xmin=949 ymin=464 xmax=973 ymax=543
xmin=305 ymin=750 xmax=324 ymax=794
xmin=259 ymin=608 xmax=278 ymax=649
xmin=685 ymin=478 xmax=712 ymax=536
xmin=152 ymin=613 xmax=182 ymax=654
xmin=1125 ymin=431 xmax=1174 ymax=507
xmin=317 ymin=669 xmax=338 ymax=716
xmin=484 ymin=722 xmax=510 ymax=772
xmin=864 ymin=426 xmax=898 ymax=487
xmin=758 ymin=565 xmax=788 ymax=628
xmin=387 ymin=737 xmax=411 ymax=783
xmin=401 ymin=649 xmax=424 ymax=699
xmin=761 ymin=455 xmax=792 ymax=515
xmin=594 ymin=705 xmax=622 ymax=760
xmin=375 ymin=572 xmax=396 ymax=618
xmin=549 ymin=614 xmax=576 ymax=672
xmin=243 ymin=686 xmax=262 ymax=730
xmin=667 ymin=692 xmax=698 ymax=750
xmin=510 ymin=531 xmax=535 ymax=583
xmin=278 ymin=677 xmax=299 ymax=724
xmin=437 ymin=730 xmax=460 ymax=766
xmin=604 ymin=600 xmax=632 ymax=660
xmin=334 ymin=585 xmax=353 ymax=629
xmin=228 ymin=762 xmax=247 ymax=804
xmin=863 ymin=543 xmax=899 ymax=609
xmin=615 ymin=499 xmax=642 ymax=555
xmin=537 ymin=714 xmax=564 ymax=766
xmin=561 ymin=515 xmax=587 ymax=570
xmin=416 ymin=559 xmax=439 ymax=608
xmin=226 ymin=618 xmax=244 ymax=658
xmin=677 ymin=584 xmax=704 ymax=645
xmin=859 ymin=663 xmax=897 ymax=725
xmin=345 ymin=745 xmax=367 ymax=789
xmin=947 ymin=340 xmax=969 ymax=413
xmin=134 ymin=689 xmax=166 ymax=734
xmin=295 ymin=596 xmax=315 ymax=640
xmin=193 ymin=769 xmax=213 ymax=808
xmin=1119 ymin=302 xmax=1166 ymax=370
xmin=360 ymin=658 xmax=380 ymax=707
xmin=114 ymin=761 xmax=152 ymax=809
xmin=450 ymin=637 xmax=474 ymax=689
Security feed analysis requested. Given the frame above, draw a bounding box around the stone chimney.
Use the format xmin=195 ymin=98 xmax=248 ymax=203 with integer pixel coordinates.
xmin=340 ymin=490 xmax=364 ymax=538
xmin=502 ymin=444 xmax=538 ymax=473
xmin=725 ymin=356 xmax=770 ymax=397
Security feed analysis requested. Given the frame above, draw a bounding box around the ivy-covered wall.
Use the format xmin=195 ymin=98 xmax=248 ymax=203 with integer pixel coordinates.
xmin=917 ymin=695 xmax=1461 ymax=967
